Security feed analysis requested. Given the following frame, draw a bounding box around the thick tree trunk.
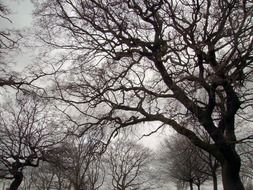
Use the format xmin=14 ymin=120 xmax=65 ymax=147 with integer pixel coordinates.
xmin=197 ymin=184 xmax=201 ymax=190
xmin=221 ymin=160 xmax=244 ymax=190
xmin=9 ymin=171 xmax=23 ymax=190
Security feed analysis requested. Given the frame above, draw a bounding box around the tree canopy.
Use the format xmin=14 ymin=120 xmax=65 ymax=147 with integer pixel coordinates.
xmin=31 ymin=1 xmax=253 ymax=189
xmin=1 ymin=0 xmax=253 ymax=189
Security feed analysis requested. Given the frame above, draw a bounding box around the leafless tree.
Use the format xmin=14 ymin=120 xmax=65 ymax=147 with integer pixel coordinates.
xmin=28 ymin=162 xmax=71 ymax=190
xmin=32 ymin=1 xmax=253 ymax=189
xmin=0 ymin=94 xmax=63 ymax=190
xmin=31 ymin=165 xmax=56 ymax=190
xmin=47 ymin=136 xmax=105 ymax=190
xmin=159 ymin=134 xmax=209 ymax=190
xmin=105 ymin=139 xmax=153 ymax=190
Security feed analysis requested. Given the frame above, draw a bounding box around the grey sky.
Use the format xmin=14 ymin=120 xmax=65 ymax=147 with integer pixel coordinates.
xmin=1 ymin=0 xmax=33 ymax=29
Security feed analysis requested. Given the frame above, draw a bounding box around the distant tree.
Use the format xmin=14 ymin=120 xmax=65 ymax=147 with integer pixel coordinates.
xmin=193 ymin=127 xmax=221 ymax=190
xmin=32 ymin=1 xmax=253 ymax=189
xmin=0 ymin=94 xmax=63 ymax=190
xmin=18 ymin=169 xmax=42 ymax=190
xmin=47 ymin=136 xmax=105 ymax=190
xmin=29 ymin=162 xmax=71 ymax=190
xmin=159 ymin=134 xmax=209 ymax=190
xmin=198 ymin=149 xmax=220 ymax=190
xmin=31 ymin=165 xmax=55 ymax=190
xmin=106 ymin=139 xmax=153 ymax=190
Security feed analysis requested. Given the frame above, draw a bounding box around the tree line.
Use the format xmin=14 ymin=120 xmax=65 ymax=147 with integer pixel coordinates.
xmin=0 ymin=94 xmax=252 ymax=190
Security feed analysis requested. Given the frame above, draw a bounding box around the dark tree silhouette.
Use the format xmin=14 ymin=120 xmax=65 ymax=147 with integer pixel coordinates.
xmin=32 ymin=1 xmax=253 ymax=189
xmin=0 ymin=95 xmax=63 ymax=190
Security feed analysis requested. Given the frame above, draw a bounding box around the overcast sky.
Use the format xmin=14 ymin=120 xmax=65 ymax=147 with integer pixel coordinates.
xmin=1 ymin=0 xmax=34 ymax=29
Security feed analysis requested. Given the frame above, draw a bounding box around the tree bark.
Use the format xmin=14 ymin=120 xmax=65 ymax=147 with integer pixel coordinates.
xmin=9 ymin=171 xmax=23 ymax=190
xmin=221 ymin=160 xmax=245 ymax=190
